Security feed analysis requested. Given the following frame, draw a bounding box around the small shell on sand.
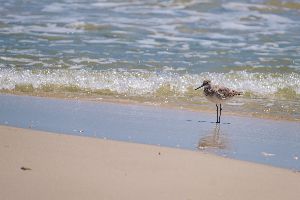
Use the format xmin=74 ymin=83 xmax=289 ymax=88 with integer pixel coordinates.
xmin=20 ymin=166 xmax=32 ymax=171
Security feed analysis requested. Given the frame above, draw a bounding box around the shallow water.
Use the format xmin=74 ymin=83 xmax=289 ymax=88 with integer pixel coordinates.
xmin=1 ymin=0 xmax=300 ymax=120
xmin=1 ymin=94 xmax=299 ymax=170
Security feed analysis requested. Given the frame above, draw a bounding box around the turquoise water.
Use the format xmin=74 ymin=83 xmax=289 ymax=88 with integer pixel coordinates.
xmin=1 ymin=0 xmax=300 ymax=119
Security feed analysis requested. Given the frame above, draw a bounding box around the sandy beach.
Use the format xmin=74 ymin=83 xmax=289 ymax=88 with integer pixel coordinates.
xmin=1 ymin=125 xmax=300 ymax=200
xmin=2 ymin=0 xmax=300 ymax=199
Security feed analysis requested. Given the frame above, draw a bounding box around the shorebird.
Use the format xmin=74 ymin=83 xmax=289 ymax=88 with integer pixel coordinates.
xmin=195 ymin=80 xmax=242 ymax=123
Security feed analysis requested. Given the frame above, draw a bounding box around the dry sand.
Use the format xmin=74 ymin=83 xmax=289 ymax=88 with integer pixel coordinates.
xmin=1 ymin=125 xmax=300 ymax=200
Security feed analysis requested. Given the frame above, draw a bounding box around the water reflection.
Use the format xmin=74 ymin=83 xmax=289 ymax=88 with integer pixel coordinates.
xmin=198 ymin=124 xmax=228 ymax=150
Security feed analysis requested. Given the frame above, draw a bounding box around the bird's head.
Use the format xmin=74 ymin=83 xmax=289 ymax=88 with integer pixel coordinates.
xmin=195 ymin=80 xmax=211 ymax=90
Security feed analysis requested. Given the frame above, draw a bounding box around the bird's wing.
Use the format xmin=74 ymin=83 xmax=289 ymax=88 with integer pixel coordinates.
xmin=216 ymin=86 xmax=241 ymax=98
xmin=216 ymin=87 xmax=231 ymax=98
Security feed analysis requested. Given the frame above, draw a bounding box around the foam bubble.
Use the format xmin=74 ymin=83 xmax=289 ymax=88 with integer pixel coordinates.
xmin=1 ymin=68 xmax=299 ymax=98
xmin=42 ymin=3 xmax=65 ymax=13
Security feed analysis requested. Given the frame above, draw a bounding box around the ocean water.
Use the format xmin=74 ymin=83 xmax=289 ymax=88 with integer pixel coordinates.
xmin=1 ymin=0 xmax=300 ymax=120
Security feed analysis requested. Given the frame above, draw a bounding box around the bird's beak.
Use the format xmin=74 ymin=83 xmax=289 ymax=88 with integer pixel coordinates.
xmin=195 ymin=84 xmax=204 ymax=90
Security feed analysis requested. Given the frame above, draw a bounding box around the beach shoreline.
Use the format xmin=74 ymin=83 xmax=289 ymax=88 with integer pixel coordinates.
xmin=2 ymin=0 xmax=300 ymax=198
xmin=1 ymin=92 xmax=298 ymax=122
xmin=1 ymin=93 xmax=300 ymax=170
xmin=1 ymin=125 xmax=300 ymax=200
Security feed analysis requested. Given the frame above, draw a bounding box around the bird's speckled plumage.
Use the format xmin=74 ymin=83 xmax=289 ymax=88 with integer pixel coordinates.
xmin=195 ymin=80 xmax=242 ymax=123
xmin=202 ymin=81 xmax=242 ymax=103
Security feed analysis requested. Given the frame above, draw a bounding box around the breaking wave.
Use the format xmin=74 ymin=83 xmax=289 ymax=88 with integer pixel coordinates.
xmin=1 ymin=68 xmax=300 ymax=99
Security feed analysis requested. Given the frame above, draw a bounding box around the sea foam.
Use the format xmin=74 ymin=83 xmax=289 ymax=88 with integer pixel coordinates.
xmin=1 ymin=68 xmax=299 ymax=98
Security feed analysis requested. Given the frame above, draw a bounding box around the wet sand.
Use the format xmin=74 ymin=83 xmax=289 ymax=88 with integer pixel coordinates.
xmin=1 ymin=125 xmax=300 ymax=200
xmin=1 ymin=94 xmax=300 ymax=170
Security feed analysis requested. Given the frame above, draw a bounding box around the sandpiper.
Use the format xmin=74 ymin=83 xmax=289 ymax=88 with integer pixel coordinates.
xmin=195 ymin=80 xmax=242 ymax=123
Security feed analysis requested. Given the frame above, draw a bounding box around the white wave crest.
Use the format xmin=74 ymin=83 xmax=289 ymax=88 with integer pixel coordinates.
xmin=0 ymin=69 xmax=300 ymax=97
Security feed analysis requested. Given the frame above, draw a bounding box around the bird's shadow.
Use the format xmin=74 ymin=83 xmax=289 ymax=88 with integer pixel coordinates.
xmin=197 ymin=123 xmax=229 ymax=150
xmin=186 ymin=119 xmax=231 ymax=125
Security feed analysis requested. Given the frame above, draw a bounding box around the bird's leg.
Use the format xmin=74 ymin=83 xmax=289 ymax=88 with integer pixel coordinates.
xmin=216 ymin=104 xmax=219 ymax=123
xmin=219 ymin=104 xmax=222 ymax=123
